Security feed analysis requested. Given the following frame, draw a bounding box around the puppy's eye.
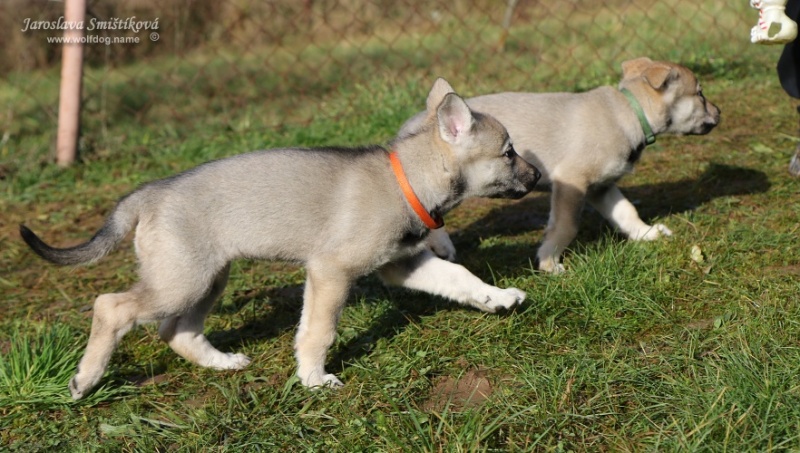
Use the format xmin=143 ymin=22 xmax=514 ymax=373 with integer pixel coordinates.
xmin=503 ymin=146 xmax=516 ymax=159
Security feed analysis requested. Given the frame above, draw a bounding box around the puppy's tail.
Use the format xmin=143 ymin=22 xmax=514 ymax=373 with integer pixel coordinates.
xmin=20 ymin=188 xmax=149 ymax=266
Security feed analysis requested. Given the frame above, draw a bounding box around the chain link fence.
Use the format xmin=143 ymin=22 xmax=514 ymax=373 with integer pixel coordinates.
xmin=0 ymin=0 xmax=784 ymax=157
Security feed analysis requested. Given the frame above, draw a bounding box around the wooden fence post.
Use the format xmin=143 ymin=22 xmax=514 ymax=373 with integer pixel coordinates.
xmin=497 ymin=0 xmax=520 ymax=52
xmin=56 ymin=0 xmax=86 ymax=167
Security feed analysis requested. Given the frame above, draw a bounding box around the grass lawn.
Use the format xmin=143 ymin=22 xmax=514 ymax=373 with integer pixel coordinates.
xmin=3 ymin=4 xmax=800 ymax=451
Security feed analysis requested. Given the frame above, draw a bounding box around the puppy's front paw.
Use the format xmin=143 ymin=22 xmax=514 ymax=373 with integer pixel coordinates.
xmin=69 ymin=368 xmax=103 ymax=400
xmin=317 ymin=374 xmax=344 ymax=389
xmin=632 ymin=223 xmax=673 ymax=241
xmin=208 ymin=353 xmax=251 ymax=370
xmin=538 ymin=258 xmax=566 ymax=274
xmin=479 ymin=287 xmax=526 ymax=313
xmin=69 ymin=375 xmax=88 ymax=400
xmin=300 ymin=371 xmax=344 ymax=389
xmin=655 ymin=223 xmax=673 ymax=237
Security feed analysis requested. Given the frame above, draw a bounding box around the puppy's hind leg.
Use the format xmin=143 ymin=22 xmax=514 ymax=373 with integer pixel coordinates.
xmin=379 ymin=249 xmax=526 ymax=313
xmin=70 ymin=290 xmax=141 ymax=400
xmin=537 ymin=180 xmax=586 ymax=274
xmin=158 ymin=264 xmax=250 ymax=370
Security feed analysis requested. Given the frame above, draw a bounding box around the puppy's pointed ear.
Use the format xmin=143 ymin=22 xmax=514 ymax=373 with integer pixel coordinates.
xmin=426 ymin=78 xmax=456 ymax=113
xmin=437 ymin=92 xmax=474 ymax=145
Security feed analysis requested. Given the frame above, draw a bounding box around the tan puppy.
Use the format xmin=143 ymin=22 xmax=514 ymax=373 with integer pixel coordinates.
xmin=401 ymin=57 xmax=720 ymax=273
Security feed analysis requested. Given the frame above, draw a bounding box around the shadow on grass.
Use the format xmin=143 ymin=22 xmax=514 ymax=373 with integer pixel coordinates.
xmin=206 ymin=277 xmax=463 ymax=378
xmin=464 ymin=162 xmax=769 ymax=236
xmin=445 ymin=162 xmax=771 ymax=279
xmin=208 ymin=285 xmax=305 ymax=348
xmin=625 ymin=163 xmax=771 ymax=220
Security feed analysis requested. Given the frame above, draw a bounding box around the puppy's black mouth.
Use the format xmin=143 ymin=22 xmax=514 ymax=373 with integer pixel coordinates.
xmin=488 ymin=166 xmax=541 ymax=200
xmin=490 ymin=190 xmax=526 ymax=200
xmin=490 ymin=186 xmax=533 ymax=200
xmin=694 ymin=121 xmax=718 ymax=135
xmin=682 ymin=119 xmax=718 ymax=136
xmin=698 ymin=109 xmax=721 ymax=135
xmin=506 ymin=189 xmax=530 ymax=200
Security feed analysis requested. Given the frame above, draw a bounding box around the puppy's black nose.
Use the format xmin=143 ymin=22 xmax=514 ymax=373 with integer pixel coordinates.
xmin=522 ymin=164 xmax=542 ymax=191
xmin=524 ymin=171 xmax=540 ymax=190
xmin=513 ymin=154 xmax=542 ymax=191
xmin=532 ymin=167 xmax=542 ymax=186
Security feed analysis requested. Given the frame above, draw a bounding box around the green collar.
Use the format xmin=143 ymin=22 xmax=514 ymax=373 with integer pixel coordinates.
xmin=620 ymin=88 xmax=656 ymax=146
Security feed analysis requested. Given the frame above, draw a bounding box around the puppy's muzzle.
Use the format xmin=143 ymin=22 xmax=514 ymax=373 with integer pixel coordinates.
xmin=698 ymin=104 xmax=721 ymax=135
xmin=505 ymin=155 xmax=542 ymax=199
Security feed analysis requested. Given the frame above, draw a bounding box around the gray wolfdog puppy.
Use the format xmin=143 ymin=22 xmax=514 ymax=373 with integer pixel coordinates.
xmin=20 ymin=78 xmax=541 ymax=399
xmin=402 ymin=57 xmax=720 ymax=273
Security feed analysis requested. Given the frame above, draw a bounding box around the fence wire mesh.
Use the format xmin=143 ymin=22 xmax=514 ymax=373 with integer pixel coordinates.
xmin=0 ymin=0 xmax=790 ymax=161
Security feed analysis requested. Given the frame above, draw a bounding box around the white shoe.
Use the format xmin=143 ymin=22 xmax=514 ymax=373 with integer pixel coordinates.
xmin=751 ymin=0 xmax=798 ymax=45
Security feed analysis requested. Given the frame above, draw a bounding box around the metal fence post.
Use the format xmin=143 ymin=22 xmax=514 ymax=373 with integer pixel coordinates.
xmin=56 ymin=0 xmax=86 ymax=167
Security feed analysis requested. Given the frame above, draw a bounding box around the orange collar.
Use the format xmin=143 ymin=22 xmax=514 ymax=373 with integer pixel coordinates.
xmin=388 ymin=151 xmax=444 ymax=229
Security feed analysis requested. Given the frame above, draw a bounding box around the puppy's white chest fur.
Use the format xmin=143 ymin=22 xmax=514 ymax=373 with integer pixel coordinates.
xmin=599 ymin=157 xmax=635 ymax=185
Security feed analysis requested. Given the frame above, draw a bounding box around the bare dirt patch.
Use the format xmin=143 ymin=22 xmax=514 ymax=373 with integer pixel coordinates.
xmin=423 ymin=368 xmax=493 ymax=412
